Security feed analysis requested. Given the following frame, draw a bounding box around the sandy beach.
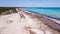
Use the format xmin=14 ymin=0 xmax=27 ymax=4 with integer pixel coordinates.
xmin=0 ymin=9 xmax=60 ymax=34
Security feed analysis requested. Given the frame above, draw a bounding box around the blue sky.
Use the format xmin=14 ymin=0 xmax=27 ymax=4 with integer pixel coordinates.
xmin=0 ymin=0 xmax=60 ymax=7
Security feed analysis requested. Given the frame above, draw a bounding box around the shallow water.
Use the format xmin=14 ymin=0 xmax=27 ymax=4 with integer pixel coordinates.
xmin=19 ymin=7 xmax=60 ymax=18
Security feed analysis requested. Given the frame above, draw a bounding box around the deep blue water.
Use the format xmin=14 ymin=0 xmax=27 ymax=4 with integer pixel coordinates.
xmin=19 ymin=7 xmax=60 ymax=20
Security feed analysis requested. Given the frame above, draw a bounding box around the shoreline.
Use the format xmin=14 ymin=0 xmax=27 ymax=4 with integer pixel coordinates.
xmin=22 ymin=10 xmax=60 ymax=32
xmin=24 ymin=10 xmax=60 ymax=24
xmin=20 ymin=8 xmax=60 ymax=20
xmin=0 ymin=9 xmax=60 ymax=34
xmin=26 ymin=10 xmax=60 ymax=24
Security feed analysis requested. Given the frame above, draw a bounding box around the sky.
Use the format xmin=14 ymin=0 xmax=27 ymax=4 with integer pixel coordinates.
xmin=0 ymin=0 xmax=60 ymax=7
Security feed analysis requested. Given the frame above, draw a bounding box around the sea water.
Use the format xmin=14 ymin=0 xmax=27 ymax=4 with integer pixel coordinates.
xmin=19 ymin=7 xmax=60 ymax=18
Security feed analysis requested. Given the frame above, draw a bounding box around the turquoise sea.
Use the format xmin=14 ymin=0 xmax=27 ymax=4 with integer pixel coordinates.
xmin=19 ymin=7 xmax=60 ymax=20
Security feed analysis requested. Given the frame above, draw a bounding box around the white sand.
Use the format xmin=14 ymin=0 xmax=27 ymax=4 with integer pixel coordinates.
xmin=0 ymin=11 xmax=60 ymax=34
xmin=0 ymin=13 xmax=23 ymax=34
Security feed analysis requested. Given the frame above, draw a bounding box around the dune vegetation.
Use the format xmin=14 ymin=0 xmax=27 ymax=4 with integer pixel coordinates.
xmin=0 ymin=7 xmax=17 ymax=15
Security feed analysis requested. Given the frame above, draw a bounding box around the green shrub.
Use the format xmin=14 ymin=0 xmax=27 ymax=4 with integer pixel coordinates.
xmin=0 ymin=7 xmax=17 ymax=15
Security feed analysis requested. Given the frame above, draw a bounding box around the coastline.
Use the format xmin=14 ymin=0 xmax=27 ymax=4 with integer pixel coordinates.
xmin=24 ymin=10 xmax=60 ymax=24
xmin=20 ymin=7 xmax=60 ymax=19
xmin=17 ymin=9 xmax=60 ymax=34
xmin=27 ymin=10 xmax=60 ymax=23
xmin=21 ymin=10 xmax=60 ymax=32
xmin=0 ymin=9 xmax=60 ymax=34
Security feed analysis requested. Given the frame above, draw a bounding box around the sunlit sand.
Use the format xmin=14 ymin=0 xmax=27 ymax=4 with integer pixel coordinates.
xmin=0 ymin=9 xmax=60 ymax=34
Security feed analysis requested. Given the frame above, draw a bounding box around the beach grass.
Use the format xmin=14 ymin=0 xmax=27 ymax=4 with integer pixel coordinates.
xmin=0 ymin=7 xmax=17 ymax=15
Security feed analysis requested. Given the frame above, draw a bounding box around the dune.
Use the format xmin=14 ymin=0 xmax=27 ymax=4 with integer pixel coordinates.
xmin=0 ymin=9 xmax=60 ymax=34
